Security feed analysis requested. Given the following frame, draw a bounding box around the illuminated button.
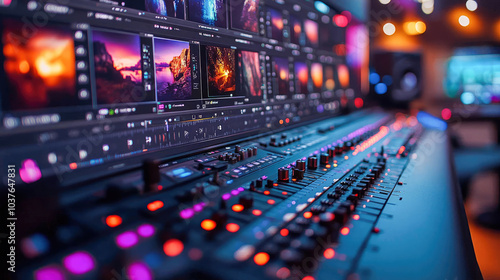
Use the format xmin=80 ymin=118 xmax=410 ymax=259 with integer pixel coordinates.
xmin=147 ymin=201 xmax=164 ymax=212
xmin=163 ymin=239 xmax=184 ymax=257
xmin=232 ymin=204 xmax=244 ymax=212
xmin=253 ymin=252 xmax=270 ymax=266
xmin=340 ymin=227 xmax=350 ymax=235
xmin=323 ymin=248 xmax=335 ymax=259
xmin=252 ymin=209 xmax=262 ymax=216
xmin=116 ymin=231 xmax=138 ymax=249
xmin=226 ymin=223 xmax=240 ymax=233
xmin=105 ymin=215 xmax=122 ymax=228
xmin=63 ymin=251 xmax=95 ymax=275
xmin=201 ymin=219 xmax=217 ymax=231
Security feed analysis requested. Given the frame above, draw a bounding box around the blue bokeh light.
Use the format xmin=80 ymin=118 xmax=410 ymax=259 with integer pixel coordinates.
xmin=374 ymin=83 xmax=387 ymax=94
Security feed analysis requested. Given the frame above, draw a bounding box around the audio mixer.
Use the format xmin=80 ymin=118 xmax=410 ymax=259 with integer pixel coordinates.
xmin=0 ymin=0 xmax=480 ymax=279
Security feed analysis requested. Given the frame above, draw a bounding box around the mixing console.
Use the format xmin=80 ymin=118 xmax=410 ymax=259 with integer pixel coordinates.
xmin=11 ymin=110 xmax=481 ymax=280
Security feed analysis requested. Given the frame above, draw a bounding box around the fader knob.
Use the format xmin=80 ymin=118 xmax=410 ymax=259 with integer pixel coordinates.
xmin=292 ymin=168 xmax=304 ymax=180
xmin=320 ymin=153 xmax=330 ymax=165
xmin=235 ymin=145 xmax=241 ymax=153
xmin=256 ymin=179 xmax=263 ymax=188
xmin=307 ymin=156 xmax=318 ymax=170
xmin=296 ymin=160 xmax=306 ymax=171
xmin=328 ymin=148 xmax=336 ymax=158
xmin=278 ymin=168 xmax=290 ymax=182
xmin=266 ymin=179 xmax=274 ymax=188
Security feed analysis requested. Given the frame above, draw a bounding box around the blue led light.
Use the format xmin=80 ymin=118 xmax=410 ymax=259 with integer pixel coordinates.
xmin=374 ymin=83 xmax=388 ymax=94
xmin=314 ymin=1 xmax=330 ymax=14
xmin=417 ymin=111 xmax=448 ymax=131
xmin=172 ymin=168 xmax=186 ymax=176
xmin=382 ymin=75 xmax=393 ymax=86
xmin=369 ymin=73 xmax=380 ymax=84
xmin=460 ymin=92 xmax=475 ymax=105
xmin=179 ymin=171 xmax=192 ymax=178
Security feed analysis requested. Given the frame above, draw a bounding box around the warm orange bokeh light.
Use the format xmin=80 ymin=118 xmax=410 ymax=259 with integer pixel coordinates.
xmin=254 ymin=252 xmax=270 ymax=266
xmin=105 ymin=215 xmax=122 ymax=228
xmin=163 ymin=239 xmax=184 ymax=257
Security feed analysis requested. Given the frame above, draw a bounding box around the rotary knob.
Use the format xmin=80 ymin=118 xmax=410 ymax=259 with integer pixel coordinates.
xmin=278 ymin=168 xmax=290 ymax=182
xmin=295 ymin=160 xmax=306 ymax=171
xmin=320 ymin=153 xmax=330 ymax=165
xmin=307 ymin=156 xmax=318 ymax=170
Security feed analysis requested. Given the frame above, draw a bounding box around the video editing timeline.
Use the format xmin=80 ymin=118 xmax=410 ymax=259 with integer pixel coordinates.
xmin=0 ymin=0 xmax=352 ymax=181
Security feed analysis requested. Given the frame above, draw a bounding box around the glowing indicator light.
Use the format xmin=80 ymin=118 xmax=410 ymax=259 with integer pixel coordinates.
xmin=232 ymin=204 xmax=244 ymax=212
xmin=105 ymin=215 xmax=122 ymax=228
xmin=34 ymin=266 xmax=65 ymax=280
xmin=333 ymin=15 xmax=348 ymax=27
xmin=147 ymin=201 xmax=164 ymax=212
xmin=459 ymin=15 xmax=470 ymax=27
xmin=222 ymin=193 xmax=231 ymax=200
xmin=279 ymin=119 xmax=284 ymax=125
xmin=116 ymin=231 xmax=138 ymax=249
xmin=20 ymin=159 xmax=42 ymax=183
xmin=127 ymin=262 xmax=153 ymax=280
xmin=254 ymin=252 xmax=270 ymax=266
xmin=282 ymin=191 xmax=288 ymax=195
xmin=252 ymin=209 xmax=262 ymax=216
xmin=340 ymin=227 xmax=350 ymax=235
xmin=353 ymin=214 xmax=360 ymax=220
xmin=201 ymin=219 xmax=217 ymax=231
xmin=267 ymin=199 xmax=276 ymax=205
xmin=280 ymin=228 xmax=289 ymax=236
xmin=354 ymin=98 xmax=364 ymax=109
xmin=137 ymin=224 xmax=155 ymax=238
xmin=226 ymin=223 xmax=240 ymax=233
xmin=303 ymin=276 xmax=315 ymax=280
xmin=325 ymin=164 xmax=331 ymax=168
xmin=303 ymin=211 xmax=313 ymax=219
xmin=163 ymin=239 xmax=184 ymax=257
xmin=264 ymin=190 xmax=270 ymax=195
xmin=63 ymin=251 xmax=95 ymax=275
xmin=180 ymin=209 xmax=194 ymax=219
xmin=441 ymin=108 xmax=452 ymax=120
xmin=383 ymin=23 xmax=396 ymax=36
xmin=466 ymin=0 xmax=477 ymax=12
xmin=69 ymin=162 xmax=77 ymax=170
xmin=323 ymin=248 xmax=335 ymax=259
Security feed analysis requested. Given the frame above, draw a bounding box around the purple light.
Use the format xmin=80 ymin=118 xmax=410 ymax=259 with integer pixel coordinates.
xmin=193 ymin=204 xmax=203 ymax=212
xmin=116 ymin=231 xmax=138 ymax=249
xmin=35 ymin=266 xmax=65 ymax=280
xmin=137 ymin=224 xmax=155 ymax=238
xmin=222 ymin=193 xmax=231 ymax=200
xmin=20 ymin=159 xmax=42 ymax=183
xmin=63 ymin=251 xmax=95 ymax=275
xmin=261 ymin=176 xmax=268 ymax=180
xmin=180 ymin=209 xmax=194 ymax=219
xmin=231 ymin=189 xmax=239 ymax=195
xmin=127 ymin=262 xmax=153 ymax=280
xmin=238 ymin=187 xmax=244 ymax=192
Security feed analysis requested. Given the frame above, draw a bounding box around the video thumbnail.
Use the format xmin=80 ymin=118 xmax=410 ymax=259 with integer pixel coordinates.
xmin=289 ymin=15 xmax=302 ymax=45
xmin=240 ymin=50 xmax=262 ymax=97
xmin=2 ymin=19 xmax=77 ymax=111
xmin=231 ymin=0 xmax=259 ymax=33
xmin=311 ymin=63 xmax=323 ymax=92
xmin=92 ymin=30 xmax=147 ymax=104
xmin=295 ymin=61 xmax=309 ymax=94
xmin=206 ymin=46 xmax=236 ymax=96
xmin=154 ymin=38 xmax=192 ymax=101
xmin=188 ymin=0 xmax=226 ymax=28
xmin=324 ymin=65 xmax=336 ymax=91
xmin=269 ymin=8 xmax=283 ymax=41
xmin=273 ymin=57 xmax=289 ymax=96
xmin=145 ymin=0 xmax=185 ymax=19
xmin=304 ymin=19 xmax=318 ymax=47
